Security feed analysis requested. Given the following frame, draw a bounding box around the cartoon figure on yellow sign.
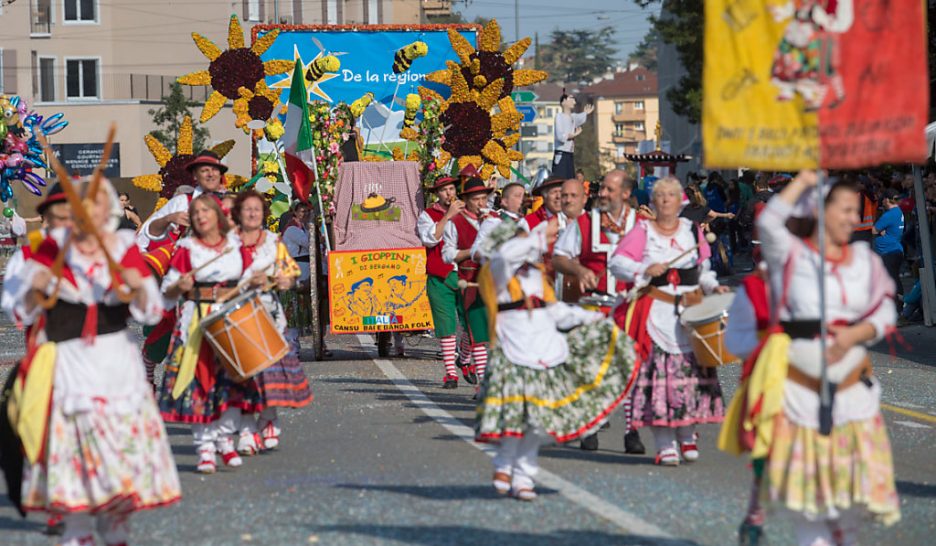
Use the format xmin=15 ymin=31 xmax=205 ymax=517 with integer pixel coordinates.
xmin=383 ymin=275 xmax=426 ymax=314
xmin=769 ymin=0 xmax=853 ymax=111
xmin=347 ymin=277 xmax=381 ymax=318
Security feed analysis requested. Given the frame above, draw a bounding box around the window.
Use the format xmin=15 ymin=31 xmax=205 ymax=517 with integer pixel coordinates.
xmin=616 ymin=145 xmax=625 ymax=157
xmin=245 ymin=0 xmax=260 ymax=21
xmin=65 ymin=58 xmax=98 ymax=99
xmin=634 ymin=100 xmax=644 ymax=110
xmin=31 ymin=0 xmax=52 ymax=35
xmin=326 ymin=0 xmax=339 ymax=24
xmin=366 ymin=0 xmax=379 ymax=23
xmin=64 ymin=0 xmax=97 ymax=23
xmin=636 ymin=74 xmax=645 ymax=81
xmin=614 ymin=102 xmax=623 ymax=115
xmin=614 ymin=123 xmax=624 ymax=135
xmin=38 ymin=56 xmax=55 ymax=102
xmin=634 ymin=121 xmax=645 ymax=131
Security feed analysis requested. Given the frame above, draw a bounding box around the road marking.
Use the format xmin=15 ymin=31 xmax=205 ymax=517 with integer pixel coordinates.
xmin=881 ymin=403 xmax=936 ymax=425
xmin=359 ymin=335 xmax=680 ymax=541
xmin=893 ymin=420 xmax=932 ymax=429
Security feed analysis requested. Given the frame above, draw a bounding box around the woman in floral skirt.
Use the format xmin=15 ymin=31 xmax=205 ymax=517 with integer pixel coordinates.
xmin=609 ymin=176 xmax=727 ymax=466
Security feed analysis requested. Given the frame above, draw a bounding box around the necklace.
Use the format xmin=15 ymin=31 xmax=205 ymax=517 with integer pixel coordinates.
xmin=198 ymin=235 xmax=225 ymax=249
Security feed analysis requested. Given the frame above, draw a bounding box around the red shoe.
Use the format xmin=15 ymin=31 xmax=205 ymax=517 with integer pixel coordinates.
xmin=442 ymin=374 xmax=458 ymax=389
xmin=680 ymin=441 xmax=700 ymax=462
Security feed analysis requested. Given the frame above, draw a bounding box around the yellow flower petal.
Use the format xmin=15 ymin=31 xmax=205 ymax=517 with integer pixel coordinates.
xmin=210 ymin=139 xmax=236 ymax=158
xmin=233 ymin=98 xmax=250 ymax=128
xmin=437 ymin=150 xmax=452 ymax=167
xmin=392 ymin=148 xmax=404 ymax=161
xmin=480 ymin=164 xmax=495 ymax=180
xmin=153 ymin=197 xmax=169 ymax=212
xmin=447 ymin=28 xmax=475 ymax=65
xmin=191 ymin=33 xmax=222 ymax=62
xmin=512 ymin=69 xmax=548 ymax=88
xmin=264 ymin=60 xmax=294 ymax=76
xmin=237 ymin=86 xmax=254 ymax=100
xmin=132 ymin=173 xmax=164 ymax=193
xmin=177 ymin=70 xmax=212 ymax=86
xmin=177 ymin=115 xmax=194 ymax=155
xmin=251 ymin=29 xmax=280 ymax=55
xmin=426 ymin=69 xmax=451 ymax=86
xmin=497 ymin=96 xmax=519 ymax=114
xmin=227 ymin=14 xmax=245 ymax=50
xmin=497 ymin=164 xmax=511 ymax=178
xmin=478 ymin=79 xmax=504 ymax=111
xmin=200 ymin=91 xmax=228 ymax=123
xmin=501 ymin=133 xmax=520 ymax=148
xmin=458 ymin=155 xmax=482 ymax=170
xmin=507 ymin=149 xmax=524 ymax=161
xmin=418 ymin=87 xmax=444 ymax=104
xmin=400 ymin=127 xmax=418 ymax=141
xmin=144 ymin=135 xmax=172 ymax=167
xmin=450 ymin=66 xmax=472 ymax=103
xmin=503 ymin=37 xmax=531 ymax=65
xmin=478 ymin=20 xmax=502 ymax=53
xmin=491 ymin=111 xmax=522 ymax=134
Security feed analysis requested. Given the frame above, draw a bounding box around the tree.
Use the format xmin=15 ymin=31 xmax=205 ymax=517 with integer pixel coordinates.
xmin=537 ymin=27 xmax=618 ymax=84
xmin=629 ymin=26 xmax=660 ymax=71
xmin=148 ymin=82 xmax=211 ymax=153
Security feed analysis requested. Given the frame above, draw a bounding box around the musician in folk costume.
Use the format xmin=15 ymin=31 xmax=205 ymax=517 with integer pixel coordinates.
xmin=442 ymin=178 xmax=495 ymax=391
xmin=469 ymin=182 xmax=526 ymax=264
xmin=231 ymin=190 xmax=312 ymax=456
xmin=519 ymin=175 xmax=564 ymax=233
xmin=136 ymin=151 xmax=229 ymax=387
xmin=418 ymin=176 xmax=476 ymax=388
xmin=4 ymin=177 xmax=180 ymax=546
xmin=553 ymin=170 xmax=648 ymax=453
xmin=474 ymin=220 xmax=638 ymax=501
xmin=157 ymin=194 xmax=252 ymax=474
xmin=609 ymin=176 xmax=727 ymax=466
xmin=750 ymin=171 xmax=899 ymax=545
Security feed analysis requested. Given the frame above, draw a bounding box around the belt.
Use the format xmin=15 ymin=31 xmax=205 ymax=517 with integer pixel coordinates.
xmin=786 ymin=357 xmax=873 ymax=393
xmin=45 ymin=301 xmax=130 ymax=342
xmin=780 ymin=320 xmax=822 ymax=339
xmin=649 ymin=267 xmax=701 ymax=287
xmin=293 ymin=255 xmax=310 ymax=263
xmin=498 ymin=297 xmax=548 ymax=312
xmin=643 ymin=286 xmax=702 ymax=307
xmin=185 ymin=281 xmax=238 ymax=302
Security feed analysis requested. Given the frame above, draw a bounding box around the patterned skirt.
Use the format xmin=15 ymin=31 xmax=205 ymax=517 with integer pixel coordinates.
xmin=22 ymin=392 xmax=181 ymax=515
xmin=476 ymin=319 xmax=639 ymax=444
xmin=763 ymin=412 xmax=900 ymax=526
xmin=630 ymin=345 xmax=725 ymax=429
xmin=242 ymin=342 xmax=313 ymax=411
xmin=157 ymin=338 xmax=251 ymax=424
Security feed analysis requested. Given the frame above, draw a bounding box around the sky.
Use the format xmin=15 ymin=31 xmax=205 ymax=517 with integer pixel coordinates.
xmin=458 ymin=0 xmax=658 ymax=64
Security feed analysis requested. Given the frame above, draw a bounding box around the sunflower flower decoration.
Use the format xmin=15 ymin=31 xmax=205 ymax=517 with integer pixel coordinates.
xmin=233 ymin=80 xmax=280 ymax=135
xmin=132 ymin=115 xmax=236 ymax=211
xmin=177 ymin=14 xmax=292 ymax=124
xmin=427 ymin=19 xmax=547 ymax=100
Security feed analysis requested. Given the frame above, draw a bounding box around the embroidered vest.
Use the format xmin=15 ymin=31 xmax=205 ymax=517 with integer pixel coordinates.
xmin=576 ymin=212 xmax=629 ymax=294
xmin=523 ymin=207 xmax=549 ymax=230
xmin=423 ymin=207 xmax=454 ymax=279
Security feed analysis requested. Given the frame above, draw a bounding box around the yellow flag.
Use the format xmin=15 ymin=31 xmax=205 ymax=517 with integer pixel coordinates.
xmin=172 ymin=304 xmax=210 ymax=400
xmin=13 ymin=343 xmax=57 ymax=464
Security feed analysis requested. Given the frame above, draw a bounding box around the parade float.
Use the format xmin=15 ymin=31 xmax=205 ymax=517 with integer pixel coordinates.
xmin=135 ymin=15 xmax=544 ymax=359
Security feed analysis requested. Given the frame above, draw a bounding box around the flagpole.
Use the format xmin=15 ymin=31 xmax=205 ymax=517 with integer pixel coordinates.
xmin=817 ymin=170 xmax=832 ymax=436
xmin=308 ymin=145 xmax=332 ymax=252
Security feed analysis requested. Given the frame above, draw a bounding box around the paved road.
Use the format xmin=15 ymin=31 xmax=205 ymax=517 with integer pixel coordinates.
xmin=1 ymin=326 xmax=935 ymax=545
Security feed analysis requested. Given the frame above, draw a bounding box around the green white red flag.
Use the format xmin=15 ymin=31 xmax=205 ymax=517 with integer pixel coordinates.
xmin=282 ymin=60 xmax=316 ymax=203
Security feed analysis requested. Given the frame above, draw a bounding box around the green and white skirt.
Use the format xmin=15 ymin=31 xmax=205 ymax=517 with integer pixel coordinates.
xmin=476 ymin=319 xmax=639 ymax=444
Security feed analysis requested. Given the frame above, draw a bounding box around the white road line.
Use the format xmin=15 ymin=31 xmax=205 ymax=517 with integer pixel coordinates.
xmin=358 ymin=335 xmax=680 ymax=541
xmin=893 ymin=420 xmax=932 ymax=429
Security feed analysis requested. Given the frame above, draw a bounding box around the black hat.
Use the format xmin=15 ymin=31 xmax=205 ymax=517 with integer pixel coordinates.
xmin=185 ymin=150 xmax=228 ymax=174
xmin=458 ymin=177 xmax=494 ymax=197
xmin=532 ymin=175 xmax=565 ymax=196
xmin=37 ymin=183 xmax=67 ymax=215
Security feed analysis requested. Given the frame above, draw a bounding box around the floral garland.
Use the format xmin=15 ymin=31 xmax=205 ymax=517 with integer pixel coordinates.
xmin=399 ymin=91 xmax=446 ymax=188
xmin=306 ymin=101 xmax=354 ymax=210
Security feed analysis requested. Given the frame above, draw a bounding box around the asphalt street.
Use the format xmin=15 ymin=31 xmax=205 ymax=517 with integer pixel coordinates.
xmin=0 ymin=324 xmax=934 ymax=545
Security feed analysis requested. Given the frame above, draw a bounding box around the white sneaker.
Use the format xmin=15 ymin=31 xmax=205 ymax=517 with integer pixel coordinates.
xmin=261 ymin=420 xmax=281 ymax=450
xmin=196 ymin=447 xmax=217 ymax=474
xmin=237 ymin=430 xmax=260 ymax=456
xmin=218 ymin=437 xmax=243 ymax=468
xmin=655 ymin=448 xmax=680 ymax=466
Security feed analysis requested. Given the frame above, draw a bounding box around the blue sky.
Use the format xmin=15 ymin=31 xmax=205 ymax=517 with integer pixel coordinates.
xmin=458 ymin=0 xmax=657 ymax=63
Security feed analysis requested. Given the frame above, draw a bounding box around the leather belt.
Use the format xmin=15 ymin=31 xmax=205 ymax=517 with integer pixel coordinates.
xmin=786 ymin=357 xmax=873 ymax=393
xmin=498 ymin=297 xmax=548 ymax=312
xmin=184 ymin=281 xmax=237 ymax=302
xmin=643 ymin=286 xmax=702 ymax=308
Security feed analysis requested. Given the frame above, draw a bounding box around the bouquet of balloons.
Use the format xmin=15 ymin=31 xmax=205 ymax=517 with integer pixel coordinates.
xmin=0 ymin=94 xmax=69 ymax=202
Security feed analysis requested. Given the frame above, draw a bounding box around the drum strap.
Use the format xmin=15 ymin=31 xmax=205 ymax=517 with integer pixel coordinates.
xmin=643 ymin=286 xmax=703 ymax=315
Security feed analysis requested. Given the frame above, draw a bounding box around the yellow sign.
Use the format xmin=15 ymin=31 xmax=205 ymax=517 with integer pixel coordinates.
xmin=328 ymin=247 xmax=433 ymax=334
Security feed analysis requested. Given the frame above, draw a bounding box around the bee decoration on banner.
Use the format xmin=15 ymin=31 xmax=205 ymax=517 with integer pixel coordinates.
xmin=306 ymin=37 xmax=346 ymax=84
xmin=392 ymin=41 xmax=428 ymax=74
xmin=402 ymin=94 xmax=421 ymax=128
xmin=350 ymin=93 xmax=375 ymax=118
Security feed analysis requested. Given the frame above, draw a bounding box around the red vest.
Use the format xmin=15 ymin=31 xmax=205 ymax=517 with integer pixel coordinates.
xmin=523 ymin=207 xmax=549 ymax=230
xmin=424 ymin=207 xmax=454 ymax=278
xmin=452 ymin=213 xmax=481 ymax=283
xmin=576 ymin=213 xmax=628 ymax=294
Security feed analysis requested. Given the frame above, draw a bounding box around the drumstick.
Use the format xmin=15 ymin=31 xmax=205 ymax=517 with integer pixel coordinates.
xmin=457 ymin=279 xmax=479 ymax=289
xmin=623 ymin=232 xmax=718 ymax=302
xmin=166 ymin=247 xmax=233 ymax=292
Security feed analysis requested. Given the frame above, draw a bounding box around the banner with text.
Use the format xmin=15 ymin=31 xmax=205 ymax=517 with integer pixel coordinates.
xmin=703 ymin=1 xmax=928 ymax=169
xmin=328 ymin=247 xmax=433 ymax=334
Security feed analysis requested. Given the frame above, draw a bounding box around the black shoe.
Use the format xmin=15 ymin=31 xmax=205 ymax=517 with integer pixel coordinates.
xmin=738 ymin=521 xmax=765 ymax=546
xmin=442 ymin=375 xmax=458 ymax=389
xmin=458 ymin=359 xmax=478 ymax=385
xmin=580 ymin=433 xmax=599 ymax=451
xmin=624 ymin=430 xmax=646 ymax=454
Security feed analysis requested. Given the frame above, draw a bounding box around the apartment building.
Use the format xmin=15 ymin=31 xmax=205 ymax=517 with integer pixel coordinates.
xmin=0 ymin=0 xmax=450 ymax=213
xmin=582 ymin=67 xmax=659 ymax=172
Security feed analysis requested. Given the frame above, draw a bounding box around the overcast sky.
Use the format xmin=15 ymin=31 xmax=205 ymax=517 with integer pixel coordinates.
xmin=457 ymin=0 xmax=657 ymax=64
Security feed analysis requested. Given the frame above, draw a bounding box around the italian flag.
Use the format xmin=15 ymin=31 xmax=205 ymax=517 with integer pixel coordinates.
xmin=282 ymin=60 xmax=316 ymax=204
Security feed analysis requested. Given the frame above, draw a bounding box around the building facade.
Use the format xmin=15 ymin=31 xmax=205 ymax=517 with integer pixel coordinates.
xmin=582 ymin=67 xmax=659 ymax=173
xmin=0 ymin=0 xmax=449 ymax=214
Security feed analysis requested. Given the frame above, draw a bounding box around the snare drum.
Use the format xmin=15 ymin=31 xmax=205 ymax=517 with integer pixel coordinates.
xmin=200 ymin=291 xmax=289 ymax=382
xmin=578 ymin=294 xmax=618 ymax=317
xmin=679 ymin=292 xmax=740 ymax=367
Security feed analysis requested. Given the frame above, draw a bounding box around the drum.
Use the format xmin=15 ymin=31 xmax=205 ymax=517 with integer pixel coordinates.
xmin=679 ymin=292 xmax=740 ymax=367
xmin=578 ymin=294 xmax=618 ymax=317
xmin=200 ymin=291 xmax=289 ymax=382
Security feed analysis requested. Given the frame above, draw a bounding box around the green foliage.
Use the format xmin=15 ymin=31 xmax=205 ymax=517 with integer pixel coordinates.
xmin=537 ymin=27 xmax=618 ymax=84
xmin=630 ymin=26 xmax=660 ymax=71
xmin=148 ymin=82 xmax=211 ymax=153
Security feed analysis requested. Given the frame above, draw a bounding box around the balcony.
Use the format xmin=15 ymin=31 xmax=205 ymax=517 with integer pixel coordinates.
xmin=612 ymin=111 xmax=646 ymax=123
xmin=612 ymin=130 xmax=644 ymax=143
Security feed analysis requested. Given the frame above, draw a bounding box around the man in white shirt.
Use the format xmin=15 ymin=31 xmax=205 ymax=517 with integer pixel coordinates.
xmin=552 ymin=92 xmax=594 ymax=179
xmin=470 ymin=183 xmax=525 ymax=263
xmin=136 ymin=151 xmax=228 ymax=251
